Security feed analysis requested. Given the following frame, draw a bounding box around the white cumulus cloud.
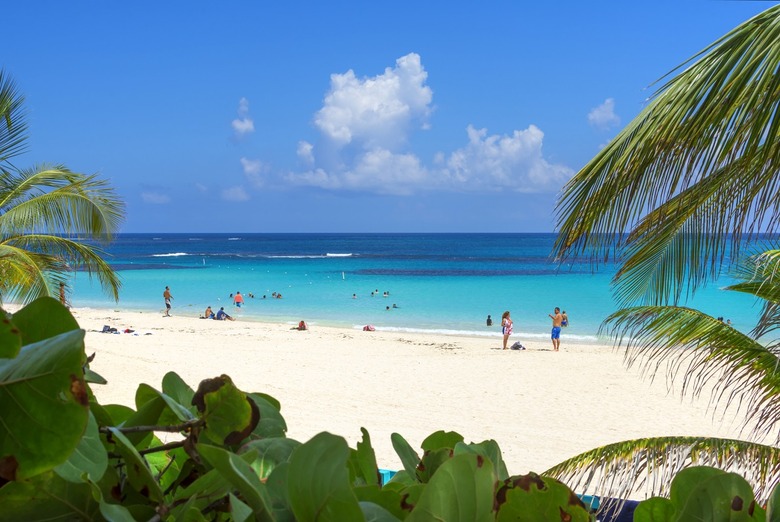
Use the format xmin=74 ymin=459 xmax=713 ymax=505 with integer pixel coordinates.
xmin=439 ymin=125 xmax=573 ymax=192
xmin=221 ymin=185 xmax=249 ymax=201
xmin=588 ymin=98 xmax=620 ymax=129
xmin=232 ymin=97 xmax=255 ymax=137
xmin=283 ymin=54 xmax=573 ymax=195
xmin=314 ymin=53 xmax=432 ymax=150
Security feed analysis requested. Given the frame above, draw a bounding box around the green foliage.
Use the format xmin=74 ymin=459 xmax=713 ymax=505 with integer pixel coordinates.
xmin=634 ymin=466 xmax=768 ymax=522
xmin=0 ymin=298 xmax=600 ymax=521
xmin=0 ymin=70 xmax=125 ymax=304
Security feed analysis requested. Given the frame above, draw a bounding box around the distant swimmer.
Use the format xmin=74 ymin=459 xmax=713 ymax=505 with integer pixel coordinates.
xmin=549 ymin=307 xmax=563 ymax=351
xmin=233 ymin=291 xmax=244 ymax=308
xmin=486 ymin=314 xmax=493 ymax=327
xmin=561 ymin=311 xmax=569 ymax=327
xmin=352 ymin=293 xmax=357 ymax=299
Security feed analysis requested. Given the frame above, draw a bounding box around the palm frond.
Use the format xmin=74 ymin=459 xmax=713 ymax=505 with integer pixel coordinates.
xmin=554 ymin=5 xmax=780 ymax=304
xmin=610 ymin=154 xmax=767 ymax=306
xmin=726 ymin=249 xmax=780 ymax=339
xmin=602 ymin=306 xmax=780 ymax=442
xmin=0 ymin=243 xmax=67 ymax=303
xmin=545 ymin=436 xmax=780 ymax=518
xmin=1 ymin=234 xmax=121 ymax=301
xmin=0 ymin=165 xmax=124 ymax=238
xmin=0 ymin=70 xmax=28 ymax=164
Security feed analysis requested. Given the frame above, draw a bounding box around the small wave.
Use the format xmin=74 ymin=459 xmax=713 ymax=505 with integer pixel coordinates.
xmin=266 ymin=255 xmax=327 ymax=259
xmin=152 ymin=252 xmax=190 ymax=257
xmin=228 ymin=237 xmax=242 ymax=241
xmin=326 ymin=253 xmax=353 ymax=257
xmin=189 ymin=238 xmax=203 ymax=241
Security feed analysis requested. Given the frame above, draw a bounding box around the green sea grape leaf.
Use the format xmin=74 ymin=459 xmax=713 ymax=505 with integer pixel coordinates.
xmin=407 ymin=453 xmax=495 ymax=522
xmin=633 ymin=497 xmax=676 ymax=522
xmin=253 ymin=391 xmax=281 ymax=411
xmin=192 ymin=375 xmax=259 ymax=446
xmin=239 ymin=437 xmax=301 ymax=479
xmin=420 ymin=430 xmax=464 ymax=451
xmin=454 ymin=439 xmax=509 ymax=481
xmin=88 ymin=478 xmax=137 ymax=522
xmin=766 ymin=480 xmax=780 ymax=521
xmin=173 ymin=449 xmax=256 ymax=503
xmin=417 ymin=447 xmax=454 ymax=483
xmin=0 ymin=309 xmax=22 ymax=359
xmin=360 ymin=501 xmax=403 ymax=521
xmin=0 ymin=470 xmax=100 ymax=521
xmin=669 ymin=466 xmax=725 ymax=509
xmin=162 ymin=371 xmax=196 ymax=414
xmin=10 ymin=297 xmax=79 ymax=347
xmin=248 ymin=392 xmax=288 ymax=439
xmin=354 ymin=485 xmax=408 ymax=519
xmin=287 ymin=431 xmax=363 ymax=521
xmin=99 ymin=403 xmax=135 ymax=426
xmin=675 ymin=471 xmax=763 ymax=521
xmin=265 ymin=461 xmax=295 ymax=522
xmin=106 ymin=427 xmax=164 ymax=502
xmin=54 ymin=412 xmax=107 ymax=483
xmin=197 ymin=443 xmax=273 ymax=516
xmin=229 ymin=492 xmax=254 ymax=522
xmin=118 ymin=394 xmax=166 ymax=446
xmin=136 ymin=382 xmax=195 ymax=424
xmin=349 ymin=427 xmax=380 ymax=486
xmin=390 ymin=432 xmax=421 ymax=482
xmin=83 ymin=366 xmax=107 ymax=385
xmin=495 ymin=472 xmax=591 ymax=522
xmin=0 ymin=329 xmax=88 ymax=481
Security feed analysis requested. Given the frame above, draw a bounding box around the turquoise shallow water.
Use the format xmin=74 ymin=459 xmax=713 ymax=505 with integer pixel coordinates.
xmin=68 ymin=233 xmax=762 ymax=343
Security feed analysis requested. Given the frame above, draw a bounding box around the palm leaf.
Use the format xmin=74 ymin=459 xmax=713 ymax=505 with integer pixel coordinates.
xmin=545 ymin=436 xmax=780 ymax=517
xmin=0 ymin=244 xmax=67 ymax=303
xmin=0 ymin=70 xmax=28 ymax=164
xmin=554 ymin=5 xmax=780 ymax=304
xmin=726 ymin=249 xmax=780 ymax=340
xmin=0 ymin=165 xmax=124 ymax=238
xmin=1 ymin=234 xmax=121 ymax=301
xmin=602 ymin=306 xmax=780 ymax=442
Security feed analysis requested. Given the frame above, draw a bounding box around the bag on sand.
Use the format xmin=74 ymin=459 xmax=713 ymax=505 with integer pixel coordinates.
xmin=510 ymin=341 xmax=526 ymax=350
xmin=363 ymin=324 xmax=376 ymax=331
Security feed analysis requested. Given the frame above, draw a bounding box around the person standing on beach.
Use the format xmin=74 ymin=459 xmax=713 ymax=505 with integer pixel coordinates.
xmin=501 ymin=311 xmax=513 ymax=350
xmin=163 ymin=286 xmax=173 ymax=317
xmin=549 ymin=307 xmax=563 ymax=351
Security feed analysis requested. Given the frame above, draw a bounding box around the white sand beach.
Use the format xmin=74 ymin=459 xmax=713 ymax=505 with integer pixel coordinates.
xmin=70 ymin=307 xmax=755 ymax=476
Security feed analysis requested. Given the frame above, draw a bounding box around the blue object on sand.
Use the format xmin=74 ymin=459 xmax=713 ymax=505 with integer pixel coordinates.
xmin=379 ymin=469 xmax=397 ymax=485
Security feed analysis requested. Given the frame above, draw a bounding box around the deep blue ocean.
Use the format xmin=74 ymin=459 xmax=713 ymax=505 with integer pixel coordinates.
xmin=69 ymin=233 xmax=762 ymax=343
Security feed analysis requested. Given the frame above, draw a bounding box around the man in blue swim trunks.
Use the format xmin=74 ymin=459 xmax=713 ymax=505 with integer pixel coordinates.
xmin=549 ymin=307 xmax=563 ymax=351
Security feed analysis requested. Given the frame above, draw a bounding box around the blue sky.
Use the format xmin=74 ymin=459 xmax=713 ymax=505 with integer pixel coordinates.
xmin=4 ymin=2 xmax=771 ymax=233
